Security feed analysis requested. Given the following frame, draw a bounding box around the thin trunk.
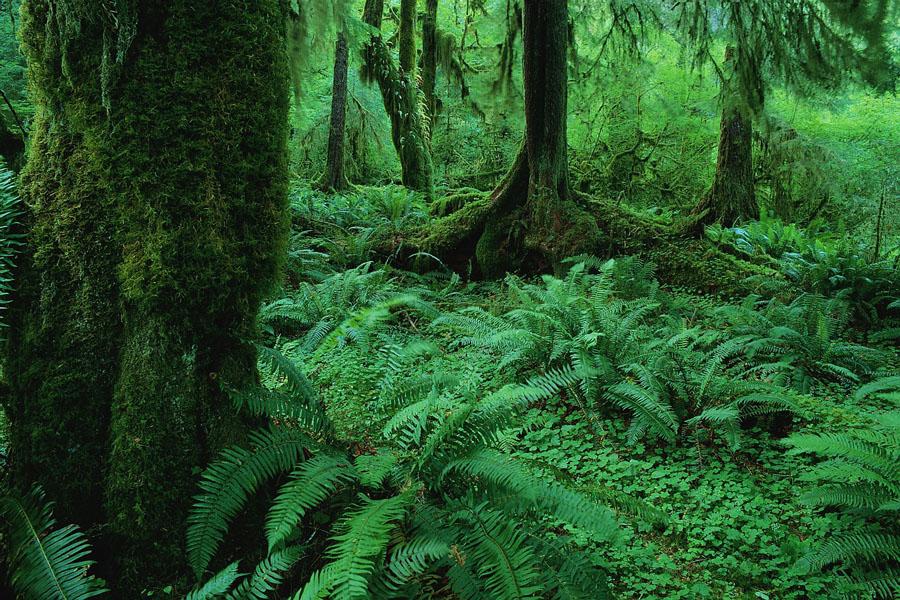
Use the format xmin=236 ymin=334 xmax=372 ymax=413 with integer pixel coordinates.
xmin=321 ymin=29 xmax=350 ymax=191
xmin=362 ymin=0 xmax=433 ymax=196
xmin=9 ymin=0 xmax=291 ymax=593
xmin=0 ymin=111 xmax=24 ymax=171
xmin=399 ymin=0 xmax=417 ymax=77
xmin=493 ymin=0 xmax=522 ymax=96
xmin=422 ymin=0 xmax=438 ymax=122
xmin=476 ymin=0 xmax=599 ymax=276
xmin=692 ymin=47 xmax=758 ymax=226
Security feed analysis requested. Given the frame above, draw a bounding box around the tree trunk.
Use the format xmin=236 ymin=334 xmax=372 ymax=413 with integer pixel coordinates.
xmin=362 ymin=0 xmax=433 ymax=196
xmin=7 ymin=1 xmax=290 ymax=593
xmin=422 ymin=0 xmax=438 ymax=122
xmin=692 ymin=47 xmax=758 ymax=227
xmin=321 ymin=29 xmax=350 ymax=192
xmin=475 ymin=0 xmax=600 ymax=277
xmin=0 ymin=111 xmax=24 ymax=171
xmin=399 ymin=0 xmax=417 ymax=77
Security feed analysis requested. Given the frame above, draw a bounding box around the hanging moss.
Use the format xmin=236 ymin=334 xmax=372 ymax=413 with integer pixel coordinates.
xmin=8 ymin=0 xmax=291 ymax=593
xmin=361 ymin=0 xmax=433 ymax=197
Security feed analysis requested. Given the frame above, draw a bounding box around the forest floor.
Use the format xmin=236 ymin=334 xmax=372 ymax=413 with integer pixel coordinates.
xmin=264 ymin=185 xmax=898 ymax=598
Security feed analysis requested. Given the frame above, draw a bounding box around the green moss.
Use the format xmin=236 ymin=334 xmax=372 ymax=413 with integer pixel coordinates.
xmin=429 ymin=188 xmax=485 ymax=217
xmin=8 ymin=0 xmax=291 ymax=593
xmin=416 ymin=192 xmax=491 ymax=271
xmin=7 ymin=0 xmax=119 ymax=526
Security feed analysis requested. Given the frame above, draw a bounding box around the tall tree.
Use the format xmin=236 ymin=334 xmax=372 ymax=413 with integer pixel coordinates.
xmin=6 ymin=0 xmax=291 ymax=593
xmin=399 ymin=0 xmax=417 ymax=76
xmin=422 ymin=0 xmax=439 ymax=121
xmin=475 ymin=0 xmax=599 ymax=276
xmin=321 ymin=28 xmax=350 ymax=191
xmin=362 ymin=0 xmax=433 ymax=196
xmin=675 ymin=0 xmax=896 ymax=226
xmin=691 ymin=46 xmax=757 ymax=226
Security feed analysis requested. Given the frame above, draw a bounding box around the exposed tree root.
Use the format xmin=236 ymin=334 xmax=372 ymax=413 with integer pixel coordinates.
xmin=374 ymin=190 xmax=784 ymax=297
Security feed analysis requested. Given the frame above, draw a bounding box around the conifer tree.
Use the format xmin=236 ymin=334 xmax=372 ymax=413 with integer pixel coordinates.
xmin=422 ymin=0 xmax=439 ymax=121
xmin=674 ymin=0 xmax=896 ymax=226
xmin=321 ymin=28 xmax=350 ymax=192
xmin=475 ymin=0 xmax=600 ymax=276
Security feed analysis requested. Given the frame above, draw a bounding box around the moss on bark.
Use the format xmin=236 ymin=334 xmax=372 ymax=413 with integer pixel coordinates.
xmin=473 ymin=2 xmax=601 ymax=277
xmin=362 ymin=0 xmax=433 ymax=196
xmin=7 ymin=1 xmax=291 ymax=593
xmin=691 ymin=47 xmax=759 ymax=227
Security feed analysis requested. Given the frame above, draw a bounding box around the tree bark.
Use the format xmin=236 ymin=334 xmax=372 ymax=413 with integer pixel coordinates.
xmin=321 ymin=29 xmax=350 ymax=191
xmin=7 ymin=1 xmax=291 ymax=593
xmin=362 ymin=0 xmax=433 ymax=196
xmin=692 ymin=47 xmax=758 ymax=227
xmin=475 ymin=0 xmax=600 ymax=277
xmin=422 ymin=0 xmax=438 ymax=122
xmin=399 ymin=0 xmax=417 ymax=77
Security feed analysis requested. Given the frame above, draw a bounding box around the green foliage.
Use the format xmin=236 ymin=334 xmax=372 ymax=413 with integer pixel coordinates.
xmin=187 ymin=427 xmax=313 ymax=578
xmin=438 ymin=258 xmax=801 ymax=448
xmin=0 ymin=486 xmax=107 ymax=599
xmin=786 ymin=377 xmax=900 ymax=597
xmin=2 ymin=0 xmax=898 ymax=595
xmin=709 ymin=214 xmax=900 ymax=326
xmin=718 ymin=294 xmax=886 ymax=393
xmin=187 ymin=341 xmax=621 ymax=598
xmin=0 ymin=158 xmax=22 ymax=341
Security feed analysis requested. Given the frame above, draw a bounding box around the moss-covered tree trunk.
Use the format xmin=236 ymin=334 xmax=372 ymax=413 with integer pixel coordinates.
xmin=692 ymin=47 xmax=758 ymax=226
xmin=422 ymin=0 xmax=438 ymax=122
xmin=321 ymin=29 xmax=350 ymax=191
xmin=475 ymin=0 xmax=599 ymax=277
xmin=399 ymin=0 xmax=417 ymax=77
xmin=6 ymin=0 xmax=290 ymax=593
xmin=362 ymin=0 xmax=433 ymax=196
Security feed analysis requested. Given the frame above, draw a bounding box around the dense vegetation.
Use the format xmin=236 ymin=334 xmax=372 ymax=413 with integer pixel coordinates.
xmin=0 ymin=0 xmax=898 ymax=598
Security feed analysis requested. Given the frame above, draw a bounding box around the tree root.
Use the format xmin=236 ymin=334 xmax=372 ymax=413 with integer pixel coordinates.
xmin=374 ymin=190 xmax=785 ymax=297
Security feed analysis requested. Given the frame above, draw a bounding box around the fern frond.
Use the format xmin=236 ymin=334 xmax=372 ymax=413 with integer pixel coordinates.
xmin=184 ymin=562 xmax=241 ymax=600
xmin=442 ymin=449 xmax=617 ymax=540
xmin=379 ymin=536 xmax=450 ymax=593
xmin=228 ymin=386 xmax=333 ymax=438
xmin=0 ymin=160 xmax=23 ymax=342
xmin=225 ymin=547 xmax=302 ymax=600
xmin=265 ymin=454 xmax=356 ymax=552
xmin=187 ymin=428 xmax=310 ymax=577
xmin=798 ymin=532 xmax=900 ymax=572
xmin=321 ymin=493 xmax=412 ymax=599
xmin=0 ymin=486 xmax=108 ymax=600
xmin=604 ymin=381 xmax=678 ymax=442
xmin=456 ymin=503 xmax=542 ymax=599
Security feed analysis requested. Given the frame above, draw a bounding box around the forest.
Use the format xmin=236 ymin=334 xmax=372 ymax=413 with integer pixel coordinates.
xmin=0 ymin=0 xmax=898 ymax=598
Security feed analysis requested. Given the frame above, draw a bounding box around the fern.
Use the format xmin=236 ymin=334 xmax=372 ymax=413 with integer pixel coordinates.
xmin=0 ymin=486 xmax=107 ymax=600
xmin=265 ymin=454 xmax=357 ymax=552
xmin=187 ymin=330 xmax=627 ymax=598
xmin=184 ymin=563 xmax=241 ymax=600
xmin=187 ymin=428 xmax=312 ymax=577
xmin=0 ymin=159 xmax=23 ymax=342
xmin=377 ymin=535 xmax=450 ymax=594
xmin=442 ymin=449 xmax=618 ymax=541
xmin=319 ymin=493 xmax=412 ymax=599
xmin=453 ymin=503 xmax=543 ymax=600
xmin=225 ymin=547 xmax=303 ymax=600
xmin=787 ymin=388 xmax=900 ymax=597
